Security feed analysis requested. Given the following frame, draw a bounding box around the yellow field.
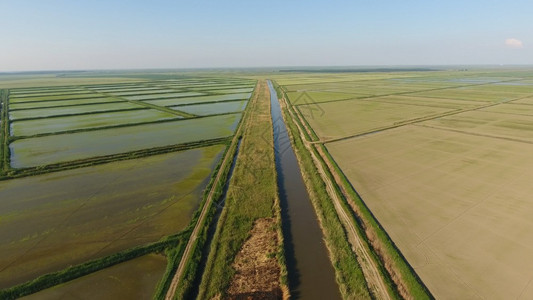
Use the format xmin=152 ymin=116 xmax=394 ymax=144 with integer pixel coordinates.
xmin=299 ymin=99 xmax=454 ymax=140
xmin=278 ymin=70 xmax=533 ymax=299
xmin=327 ymin=125 xmax=533 ymax=299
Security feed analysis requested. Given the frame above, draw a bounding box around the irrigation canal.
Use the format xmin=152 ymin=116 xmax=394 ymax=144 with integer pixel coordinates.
xmin=267 ymin=80 xmax=341 ymax=300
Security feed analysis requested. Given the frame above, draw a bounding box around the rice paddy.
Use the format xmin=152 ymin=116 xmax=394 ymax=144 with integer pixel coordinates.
xmin=275 ymin=69 xmax=533 ymax=299
xmin=0 ymin=73 xmax=256 ymax=297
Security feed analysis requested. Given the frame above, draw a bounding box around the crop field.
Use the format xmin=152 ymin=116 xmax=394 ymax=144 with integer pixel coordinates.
xmin=9 ymin=102 xmax=140 ymax=120
xmin=9 ymin=97 xmax=123 ymax=110
xmin=299 ymin=99 xmax=454 ymax=140
xmin=174 ymin=100 xmax=248 ymax=116
xmin=10 ymin=108 xmax=179 ymax=137
xmin=10 ymin=114 xmax=241 ymax=168
xmin=0 ymin=144 xmax=224 ymax=287
xmin=23 ymin=254 xmax=167 ymax=300
xmin=277 ymin=69 xmax=533 ymax=299
xmin=144 ymin=92 xmax=252 ymax=106
xmin=0 ymin=73 xmax=255 ymax=296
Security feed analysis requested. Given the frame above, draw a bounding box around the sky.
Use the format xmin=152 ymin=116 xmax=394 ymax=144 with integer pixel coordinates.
xmin=0 ymin=0 xmax=532 ymax=71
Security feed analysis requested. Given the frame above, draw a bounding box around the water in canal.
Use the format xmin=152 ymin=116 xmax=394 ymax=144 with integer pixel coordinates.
xmin=267 ymin=80 xmax=341 ymax=300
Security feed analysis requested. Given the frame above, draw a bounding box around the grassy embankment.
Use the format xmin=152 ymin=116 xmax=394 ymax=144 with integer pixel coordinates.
xmin=275 ymin=82 xmax=432 ymax=299
xmin=153 ymin=81 xmax=257 ymax=299
xmin=159 ymin=130 xmax=241 ymax=300
xmin=272 ymin=82 xmax=373 ymax=299
xmin=197 ymin=80 xmax=288 ymax=299
xmin=0 ymin=89 xmax=9 ymax=175
xmin=0 ymin=231 xmax=187 ymax=299
xmin=0 ymin=137 xmax=230 ymax=181
xmin=0 ymin=134 xmax=236 ymax=299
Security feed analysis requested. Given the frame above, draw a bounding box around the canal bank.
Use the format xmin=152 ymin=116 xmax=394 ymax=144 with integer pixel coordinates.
xmin=268 ymin=80 xmax=341 ymax=300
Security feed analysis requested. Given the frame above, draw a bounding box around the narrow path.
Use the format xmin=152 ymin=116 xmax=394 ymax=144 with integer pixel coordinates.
xmin=280 ymin=95 xmax=392 ymax=300
xmin=77 ymin=86 xmax=197 ymax=118
xmin=164 ymin=84 xmax=250 ymax=300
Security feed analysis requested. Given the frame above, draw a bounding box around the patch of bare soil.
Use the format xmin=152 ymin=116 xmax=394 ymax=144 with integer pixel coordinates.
xmin=226 ymin=218 xmax=282 ymax=300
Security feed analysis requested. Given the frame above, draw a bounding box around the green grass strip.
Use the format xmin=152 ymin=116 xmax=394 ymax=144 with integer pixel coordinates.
xmin=279 ymin=90 xmax=372 ymax=299
xmin=0 ymin=137 xmax=230 ymax=180
xmin=0 ymin=89 xmax=11 ymax=174
xmin=197 ymin=80 xmax=287 ymax=299
xmin=154 ymin=80 xmax=259 ymax=299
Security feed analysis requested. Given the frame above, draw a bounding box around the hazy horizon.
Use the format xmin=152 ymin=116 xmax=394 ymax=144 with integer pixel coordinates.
xmin=1 ymin=0 xmax=532 ymax=72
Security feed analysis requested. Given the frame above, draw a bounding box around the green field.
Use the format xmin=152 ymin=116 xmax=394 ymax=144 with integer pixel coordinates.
xmin=9 ymin=102 xmax=141 ymax=120
xmin=144 ymin=92 xmax=253 ymax=107
xmin=124 ymin=91 xmax=205 ymax=100
xmin=9 ymin=93 xmax=103 ymax=103
xmin=9 ymin=97 xmax=122 ymax=110
xmin=0 ymin=73 xmax=256 ymax=298
xmin=10 ymin=109 xmax=179 ymax=137
xmin=23 ymin=254 xmax=168 ymax=300
xmin=10 ymin=113 xmax=241 ymax=168
xmin=0 ymin=145 xmax=224 ymax=287
xmin=174 ymin=100 xmax=248 ymax=116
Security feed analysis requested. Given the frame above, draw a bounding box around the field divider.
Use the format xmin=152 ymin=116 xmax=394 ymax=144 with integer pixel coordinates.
xmin=76 ymin=86 xmax=198 ymax=118
xmin=9 ymin=98 xmax=128 ymax=111
xmin=289 ymin=77 xmax=525 ymax=107
xmin=127 ymin=100 xmax=197 ymax=118
xmin=0 ymin=229 xmax=190 ymax=299
xmin=0 ymin=89 xmax=9 ymax=174
xmin=166 ymin=97 xmax=249 ymax=108
xmin=276 ymin=84 xmax=396 ymax=299
xmin=10 ymin=107 xmax=148 ymax=122
xmin=163 ymin=82 xmax=256 ymax=299
xmin=316 ymin=91 xmax=533 ymax=145
xmin=0 ymin=137 xmax=230 ymax=180
xmin=8 ymin=94 xmax=105 ymax=105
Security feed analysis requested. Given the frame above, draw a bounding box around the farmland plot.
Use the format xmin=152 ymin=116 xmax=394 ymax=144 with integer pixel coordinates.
xmin=9 ymin=93 xmax=103 ymax=103
xmin=9 ymin=97 xmax=123 ymax=110
xmin=124 ymin=92 xmax=205 ymax=101
xmin=172 ymin=100 xmax=248 ymax=116
xmin=9 ymin=102 xmax=142 ymax=120
xmin=0 ymin=75 xmax=257 ymax=297
xmin=298 ymin=99 xmax=453 ymax=140
xmin=22 ymin=254 xmax=167 ymax=300
xmin=10 ymin=113 xmax=241 ymax=168
xmin=327 ymin=125 xmax=533 ymax=299
xmin=144 ymin=92 xmax=252 ymax=107
xmin=10 ymin=108 xmax=179 ymax=137
xmin=0 ymin=145 xmax=225 ymax=287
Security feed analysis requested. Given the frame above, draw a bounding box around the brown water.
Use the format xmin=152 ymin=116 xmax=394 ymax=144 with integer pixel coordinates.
xmin=268 ymin=80 xmax=341 ymax=300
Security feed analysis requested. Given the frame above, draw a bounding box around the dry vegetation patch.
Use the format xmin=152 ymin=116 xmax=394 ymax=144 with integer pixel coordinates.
xmin=227 ymin=218 xmax=282 ymax=300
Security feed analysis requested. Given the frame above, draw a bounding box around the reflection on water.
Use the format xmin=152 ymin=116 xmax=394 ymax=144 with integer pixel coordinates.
xmin=268 ymin=80 xmax=341 ymax=300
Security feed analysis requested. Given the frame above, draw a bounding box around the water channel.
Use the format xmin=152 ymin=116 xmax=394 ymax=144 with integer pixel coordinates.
xmin=267 ymin=80 xmax=341 ymax=300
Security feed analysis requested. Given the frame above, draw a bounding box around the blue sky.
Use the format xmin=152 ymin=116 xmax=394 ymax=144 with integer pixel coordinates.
xmin=1 ymin=0 xmax=531 ymax=71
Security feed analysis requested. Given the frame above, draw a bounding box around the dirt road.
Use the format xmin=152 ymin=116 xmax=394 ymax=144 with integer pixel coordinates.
xmin=281 ymin=95 xmax=393 ymax=300
xmin=164 ymin=90 xmax=249 ymax=300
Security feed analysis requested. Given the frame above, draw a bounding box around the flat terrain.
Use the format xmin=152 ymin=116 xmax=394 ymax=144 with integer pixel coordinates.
xmin=0 ymin=73 xmax=256 ymax=296
xmin=0 ymin=146 xmax=223 ymax=287
xmin=277 ymin=69 xmax=533 ymax=299
xmin=328 ymin=126 xmax=533 ymax=299
xmin=22 ymin=254 xmax=167 ymax=300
